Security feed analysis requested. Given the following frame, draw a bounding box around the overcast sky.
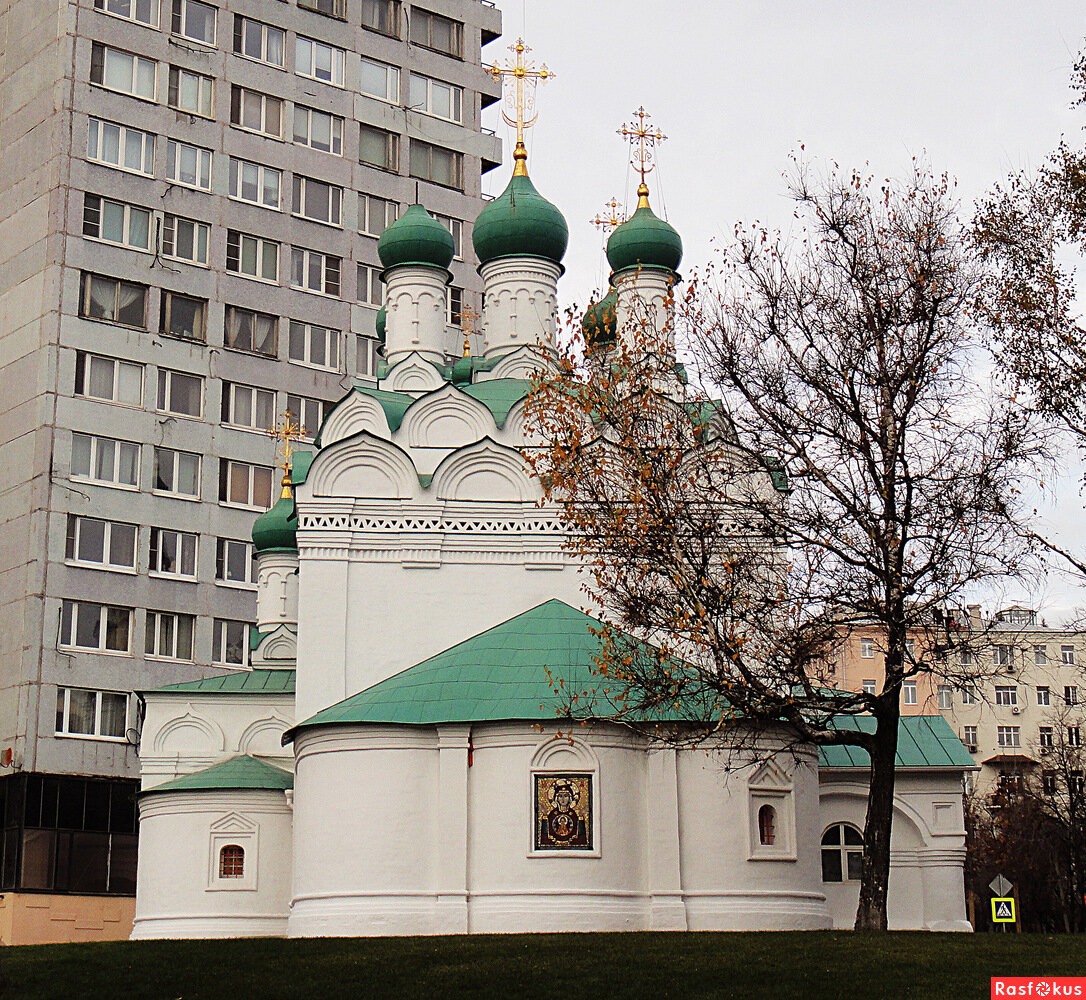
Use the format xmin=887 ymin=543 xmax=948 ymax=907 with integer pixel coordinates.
xmin=480 ymin=1 xmax=1086 ymax=622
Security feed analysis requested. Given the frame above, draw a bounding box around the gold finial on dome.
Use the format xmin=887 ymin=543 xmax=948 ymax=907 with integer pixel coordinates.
xmin=460 ymin=304 xmax=480 ymax=357
xmin=268 ymin=410 xmax=306 ymax=499
xmin=619 ymin=107 xmax=667 ymax=198
xmin=487 ymin=37 xmax=553 ymax=173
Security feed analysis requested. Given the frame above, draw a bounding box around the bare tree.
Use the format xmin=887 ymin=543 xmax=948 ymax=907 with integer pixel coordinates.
xmin=526 ymin=162 xmax=1046 ymax=930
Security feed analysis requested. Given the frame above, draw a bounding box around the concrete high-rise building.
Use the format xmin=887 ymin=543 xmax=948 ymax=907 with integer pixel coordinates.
xmin=0 ymin=0 xmax=501 ymax=942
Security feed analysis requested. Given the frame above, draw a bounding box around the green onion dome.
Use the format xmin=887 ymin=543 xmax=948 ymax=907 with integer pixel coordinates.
xmin=378 ymin=204 xmax=455 ymax=270
xmin=606 ymin=184 xmax=682 ymax=274
xmin=252 ymin=486 xmax=297 ymax=553
xmin=473 ymin=143 xmax=568 ymax=267
xmin=582 ymin=289 xmax=618 ymax=350
xmin=375 ymin=304 xmax=387 ymax=345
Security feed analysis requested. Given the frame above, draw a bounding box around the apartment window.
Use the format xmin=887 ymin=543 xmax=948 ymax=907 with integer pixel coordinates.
xmin=447 ymin=286 xmax=463 ymax=326
xmin=858 ymin=679 xmax=875 ymax=696
xmin=298 ymin=0 xmax=346 ymax=20
xmin=360 ymin=57 xmax=399 ymax=102
xmin=213 ymin=619 xmax=249 ymax=667
xmin=82 ymin=194 xmax=151 ymax=252
xmin=79 ymin=273 xmax=147 ymax=329
xmin=74 ymin=353 xmax=142 ymax=407
xmin=995 ymin=686 xmax=1018 ymax=708
xmin=154 ymin=446 xmax=201 ymax=498
xmin=87 ymin=119 xmax=154 ymax=176
xmin=160 ymin=291 xmax=207 ymax=341
xmin=56 ymin=689 xmax=128 ymax=740
xmin=409 ymin=7 xmax=462 ymax=57
xmin=286 ymin=394 xmax=331 ymax=439
xmin=963 ymin=725 xmax=977 ymax=748
xmin=1066 ymin=686 xmax=1079 ymax=706
xmin=293 ymin=105 xmax=343 ymax=155
xmin=145 ymin=610 xmax=195 ymax=660
xmin=171 ymin=0 xmax=216 ymax=44
xmin=409 ymin=73 xmax=461 ymax=123
xmin=1063 ymin=646 xmax=1076 ymax=665
xmin=216 ymin=538 xmax=255 ymax=587
xmin=362 ymin=0 xmax=399 ymax=35
xmin=1039 ymin=726 xmax=1054 ymax=748
xmin=233 ymin=14 xmax=284 ymax=66
xmin=902 ymin=680 xmax=917 ymax=706
xmin=997 ymin=726 xmax=1021 ymax=749
xmin=434 ymin=213 xmax=463 ymax=258
xmin=1069 ymin=727 xmax=1082 ymax=747
xmin=994 ymin=645 xmax=1013 ymax=667
xmin=219 ymin=460 xmax=274 ymax=510
xmin=1043 ymin=770 xmax=1057 ymax=795
xmin=229 ymin=158 xmax=281 ymax=209
xmin=938 ymin=685 xmax=952 ymax=710
xmin=166 ymin=139 xmax=213 ymax=191
xmin=289 ymin=321 xmax=340 ymax=370
xmin=94 ymin=0 xmax=158 ymax=28
xmin=149 ymin=528 xmax=197 ymax=579
xmin=356 ymin=263 xmax=381 ymax=306
xmin=358 ymin=195 xmax=398 ymax=237
xmin=904 ymin=639 xmax=915 ymax=660
xmin=356 ymin=335 xmax=381 ymax=378
xmin=291 ymin=247 xmax=340 ymax=296
xmin=295 ymin=36 xmax=345 ymax=86
xmin=225 ymin=306 xmax=278 ymax=357
xmin=960 ymin=648 xmax=974 ymax=666
xmin=65 ymin=516 xmax=137 ymax=572
xmin=231 ymin=86 xmax=283 ymax=138
xmin=292 ymin=176 xmax=342 ymax=226
xmin=409 ymin=140 xmax=462 ymax=189
xmin=1034 ymin=645 xmax=1048 ymax=666
xmin=820 ymin=823 xmax=863 ymax=883
xmin=859 ymin=637 xmax=874 ymax=659
xmin=59 ymin=601 xmax=131 ymax=653
xmin=960 ymin=686 xmax=978 ymax=705
xmin=1072 ymin=772 xmax=1086 ymax=797
xmin=160 ymin=214 xmax=210 ymax=266
xmin=226 ymin=230 xmax=279 ymax=283
xmin=1038 ymin=686 xmax=1051 ymax=707
xmin=168 ymin=66 xmax=214 ymax=118
xmin=71 ymin=433 xmax=139 ymax=488
xmin=222 ymin=382 xmax=275 ymax=431
xmin=359 ymin=124 xmax=399 ymax=171
xmin=90 ymin=43 xmax=157 ymax=101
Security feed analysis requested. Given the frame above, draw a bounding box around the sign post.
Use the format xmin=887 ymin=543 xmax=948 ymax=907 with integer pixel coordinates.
xmin=990 ymin=874 xmax=1016 ymax=931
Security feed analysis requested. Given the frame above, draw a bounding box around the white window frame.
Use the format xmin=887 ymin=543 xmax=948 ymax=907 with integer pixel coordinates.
xmin=1037 ymin=686 xmax=1051 ymax=707
xmin=861 ymin=678 xmax=876 ymax=695
xmin=997 ymin=725 xmax=1021 ymax=748
xmin=358 ymin=123 xmax=398 ymax=170
xmin=902 ymin=679 xmax=917 ymax=706
xmin=1062 ymin=645 xmax=1076 ymax=665
xmin=160 ymin=290 xmax=207 ymax=342
xmin=75 ymin=352 xmax=143 ymax=407
xmin=168 ymin=65 xmax=214 ymax=118
xmin=71 ymin=432 xmax=140 ymax=489
xmin=447 ymin=285 xmax=462 ymax=326
xmin=233 ymin=14 xmax=285 ymax=67
xmin=359 ymin=194 xmax=399 ymax=237
xmin=213 ymin=618 xmax=250 ymax=667
xmin=859 ymin=637 xmax=874 ymax=659
xmin=356 ymin=335 xmax=381 ymax=379
xmin=165 ymin=139 xmax=213 ymax=191
xmin=93 ymin=0 xmax=159 ymax=29
xmin=153 ymin=446 xmax=201 ymax=499
xmin=1034 ymin=645 xmax=1048 ymax=666
xmin=286 ymin=393 xmax=330 ymax=441
xmin=292 ymin=175 xmax=343 ymax=227
xmin=226 ymin=230 xmax=280 ymax=283
xmin=937 ymin=685 xmax=952 ymax=710
xmin=156 ymin=368 xmax=204 ymax=418
xmin=433 ymin=212 xmax=463 ymax=259
xmin=79 ymin=272 xmax=148 ymax=329
xmin=229 ymin=158 xmax=281 ymax=210
xmin=961 ymin=686 xmax=978 ymax=705
xmin=225 ymin=305 xmax=279 ymax=357
xmin=216 ymin=538 xmax=256 ymax=588
xmin=963 ymin=725 xmax=978 ymax=747
xmin=171 ymin=0 xmax=217 ymax=46
xmin=90 ymin=43 xmax=157 ymax=101
xmin=220 ymin=460 xmax=274 ymax=510
xmin=209 ymin=833 xmax=256 ymax=890
xmin=87 ymin=118 xmax=155 ymax=177
xmin=408 ymin=72 xmax=462 ymax=123
xmin=65 ymin=515 xmax=138 ymax=573
xmin=145 ymin=610 xmax=196 ymax=661
xmin=359 ymin=56 xmax=399 ymax=102
xmin=295 ymin=35 xmax=345 ymax=87
xmin=1070 ymin=727 xmax=1082 ymax=748
xmin=231 ymin=86 xmax=283 ymax=138
xmin=1066 ymin=685 xmax=1079 ymax=706
xmin=820 ymin=822 xmax=863 ymax=883
xmin=223 ymin=382 xmax=276 ymax=432
xmin=1039 ymin=726 xmax=1054 ymax=748
xmin=409 ymin=6 xmax=462 ymax=57
xmin=291 ymin=246 xmax=341 ymax=297
xmin=293 ymin=105 xmax=343 ymax=155
xmin=55 ymin=688 xmax=130 ymax=741
xmin=995 ymin=685 xmax=1018 ymax=707
xmin=994 ymin=644 xmax=1013 ymax=667
xmin=356 ymin=263 xmax=382 ymax=305
xmin=82 ymin=194 xmax=152 ymax=252
xmin=160 ymin=214 xmax=210 ymax=267
xmin=289 ymin=321 xmax=341 ymax=371
xmin=59 ymin=600 xmax=132 ymax=654
xmin=148 ymin=526 xmax=198 ymax=580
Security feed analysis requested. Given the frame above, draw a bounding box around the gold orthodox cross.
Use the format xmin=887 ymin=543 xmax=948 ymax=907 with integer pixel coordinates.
xmin=618 ymin=107 xmax=666 ymax=186
xmin=460 ymin=303 xmax=480 ymax=357
xmin=590 ymin=196 xmax=626 ymax=234
xmin=268 ymin=410 xmax=306 ymax=496
xmin=487 ymin=38 xmax=553 ymax=151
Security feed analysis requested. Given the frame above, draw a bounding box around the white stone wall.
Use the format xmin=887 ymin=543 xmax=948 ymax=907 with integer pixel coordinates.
xmin=479 ymin=257 xmax=561 ymax=359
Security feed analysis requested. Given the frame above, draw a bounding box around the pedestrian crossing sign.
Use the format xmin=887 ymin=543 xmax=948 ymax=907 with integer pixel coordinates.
xmin=991 ymin=897 xmax=1016 ymax=923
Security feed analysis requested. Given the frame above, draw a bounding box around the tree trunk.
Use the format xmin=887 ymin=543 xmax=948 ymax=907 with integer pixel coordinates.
xmin=854 ymin=706 xmax=900 ymax=931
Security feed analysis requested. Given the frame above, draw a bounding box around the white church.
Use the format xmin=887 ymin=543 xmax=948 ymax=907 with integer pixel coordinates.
xmin=131 ymin=128 xmax=976 ymax=937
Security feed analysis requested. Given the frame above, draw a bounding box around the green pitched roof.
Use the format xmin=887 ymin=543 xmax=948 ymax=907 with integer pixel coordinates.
xmin=291 ymin=451 xmax=314 ymax=487
xmin=461 ymin=379 xmax=531 ymax=428
xmin=819 ymin=715 xmax=976 ymax=769
xmin=150 ymin=669 xmax=296 ymax=696
xmin=141 ymin=755 xmax=293 ymax=795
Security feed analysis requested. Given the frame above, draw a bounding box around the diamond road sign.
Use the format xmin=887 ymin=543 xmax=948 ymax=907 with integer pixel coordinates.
xmin=992 ymin=897 xmax=1016 ymax=923
xmin=989 ymin=874 xmax=1013 ymax=897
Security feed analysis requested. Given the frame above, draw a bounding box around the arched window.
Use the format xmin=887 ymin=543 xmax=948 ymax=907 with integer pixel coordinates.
xmin=757 ymin=804 xmax=776 ymax=845
xmin=218 ymin=844 xmax=245 ymax=879
xmin=820 ymin=823 xmax=863 ymax=882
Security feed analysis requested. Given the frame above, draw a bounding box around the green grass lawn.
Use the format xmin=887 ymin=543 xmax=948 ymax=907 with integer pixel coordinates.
xmin=3 ymin=931 xmax=1083 ymax=1000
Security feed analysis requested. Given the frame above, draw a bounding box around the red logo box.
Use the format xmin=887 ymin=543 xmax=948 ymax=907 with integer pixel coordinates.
xmin=992 ymin=980 xmax=1086 ymax=998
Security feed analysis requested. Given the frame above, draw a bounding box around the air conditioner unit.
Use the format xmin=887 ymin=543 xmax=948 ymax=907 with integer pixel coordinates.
xmin=1006 ymin=664 xmax=1016 ymax=674
xmin=1012 ymin=706 xmax=1021 ymax=715
xmin=1040 ymin=745 xmax=1051 ymax=755
xmin=967 ymin=745 xmax=978 ymax=754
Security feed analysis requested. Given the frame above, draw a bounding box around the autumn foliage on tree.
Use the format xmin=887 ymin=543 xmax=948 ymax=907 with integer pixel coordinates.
xmin=524 ymin=162 xmax=1045 ymax=930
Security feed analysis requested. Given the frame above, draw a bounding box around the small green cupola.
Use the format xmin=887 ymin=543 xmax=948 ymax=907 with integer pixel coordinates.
xmin=473 ymin=143 xmax=568 ymax=267
xmin=606 ymin=183 xmax=682 ymax=275
xmin=378 ymin=204 xmax=455 ymax=271
xmin=252 ymin=479 xmax=297 ymax=553
xmin=375 ymin=304 xmax=387 ymax=345
xmin=582 ymin=289 xmax=617 ymax=350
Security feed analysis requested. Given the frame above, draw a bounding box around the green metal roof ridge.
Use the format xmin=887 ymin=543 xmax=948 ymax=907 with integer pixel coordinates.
xmin=147 ymin=669 xmax=296 ymax=696
xmin=140 ymin=755 xmax=293 ymax=795
xmin=461 ymin=379 xmax=532 ymax=428
xmin=291 ymin=451 xmax=314 ymax=486
xmin=819 ymin=715 xmax=976 ymax=770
